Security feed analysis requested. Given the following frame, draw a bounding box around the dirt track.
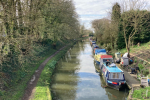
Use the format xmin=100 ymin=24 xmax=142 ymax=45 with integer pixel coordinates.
xmin=22 ymin=46 xmax=67 ymax=100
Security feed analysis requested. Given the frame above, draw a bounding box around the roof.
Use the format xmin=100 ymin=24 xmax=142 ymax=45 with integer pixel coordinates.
xmin=93 ymin=44 xmax=97 ymax=47
xmin=104 ymin=63 xmax=122 ymax=72
xmin=95 ymin=49 xmax=106 ymax=54
xmin=94 ymin=45 xmax=99 ymax=48
xmin=101 ymin=55 xmax=112 ymax=59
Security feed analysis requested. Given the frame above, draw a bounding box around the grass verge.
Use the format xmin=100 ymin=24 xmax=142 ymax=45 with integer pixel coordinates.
xmin=30 ymin=42 xmax=76 ymax=100
xmin=117 ymin=42 xmax=150 ymax=100
xmin=132 ymin=87 xmax=150 ymax=100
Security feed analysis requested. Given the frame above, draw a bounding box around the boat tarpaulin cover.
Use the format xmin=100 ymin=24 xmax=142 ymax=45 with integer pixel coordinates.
xmin=94 ymin=53 xmax=107 ymax=62
xmin=95 ymin=49 xmax=106 ymax=54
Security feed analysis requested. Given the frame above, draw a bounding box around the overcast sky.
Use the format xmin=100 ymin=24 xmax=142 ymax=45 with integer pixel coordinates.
xmin=73 ymin=0 xmax=150 ymax=30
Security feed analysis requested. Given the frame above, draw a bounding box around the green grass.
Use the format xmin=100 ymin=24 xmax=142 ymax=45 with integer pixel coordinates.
xmin=132 ymin=87 xmax=150 ymax=99
xmin=30 ymin=42 xmax=76 ymax=100
xmin=118 ymin=41 xmax=150 ymax=54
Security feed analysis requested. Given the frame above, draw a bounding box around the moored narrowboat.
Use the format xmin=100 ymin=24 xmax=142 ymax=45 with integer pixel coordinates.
xmin=91 ymin=41 xmax=96 ymax=45
xmin=93 ymin=45 xmax=99 ymax=51
xmin=99 ymin=55 xmax=126 ymax=90
xmin=94 ymin=49 xmax=107 ymax=64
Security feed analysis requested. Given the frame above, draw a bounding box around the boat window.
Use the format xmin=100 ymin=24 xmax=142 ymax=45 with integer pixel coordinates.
xmin=106 ymin=62 xmax=111 ymax=66
xmin=109 ymin=73 xmax=124 ymax=79
xmin=103 ymin=59 xmax=113 ymax=63
xmin=112 ymin=73 xmax=119 ymax=78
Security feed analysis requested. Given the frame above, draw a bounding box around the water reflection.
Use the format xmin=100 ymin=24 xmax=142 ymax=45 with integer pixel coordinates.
xmin=51 ymin=41 xmax=128 ymax=100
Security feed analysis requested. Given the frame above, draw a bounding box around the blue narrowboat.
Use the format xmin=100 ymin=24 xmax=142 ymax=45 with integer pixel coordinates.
xmin=99 ymin=55 xmax=126 ymax=90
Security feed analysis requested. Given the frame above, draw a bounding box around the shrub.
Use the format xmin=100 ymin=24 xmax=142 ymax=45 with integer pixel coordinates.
xmin=138 ymin=64 xmax=144 ymax=71
xmin=143 ymin=61 xmax=147 ymax=65
xmin=139 ymin=59 xmax=144 ymax=64
xmin=100 ymin=42 xmax=104 ymax=46
xmin=142 ymin=69 xmax=149 ymax=76
xmin=134 ymin=59 xmax=137 ymax=63
xmin=0 ymin=90 xmax=5 ymax=96
xmin=107 ymin=45 xmax=112 ymax=52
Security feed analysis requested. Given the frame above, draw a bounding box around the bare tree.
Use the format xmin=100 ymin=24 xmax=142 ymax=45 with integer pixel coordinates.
xmin=120 ymin=0 xmax=149 ymax=57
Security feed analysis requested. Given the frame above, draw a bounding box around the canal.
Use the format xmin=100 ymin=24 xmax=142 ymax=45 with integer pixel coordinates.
xmin=51 ymin=41 xmax=129 ymax=100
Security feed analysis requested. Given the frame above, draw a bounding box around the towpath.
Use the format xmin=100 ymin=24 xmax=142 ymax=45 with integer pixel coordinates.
xmin=22 ymin=45 xmax=68 ymax=100
xmin=117 ymin=65 xmax=140 ymax=89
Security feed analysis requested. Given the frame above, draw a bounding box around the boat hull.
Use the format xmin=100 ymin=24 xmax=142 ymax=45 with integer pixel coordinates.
xmin=99 ymin=66 xmax=126 ymax=90
xmin=107 ymin=82 xmax=126 ymax=90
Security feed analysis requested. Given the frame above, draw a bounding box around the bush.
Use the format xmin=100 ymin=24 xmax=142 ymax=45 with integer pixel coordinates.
xmin=139 ymin=59 xmax=144 ymax=64
xmin=142 ymin=69 xmax=149 ymax=76
xmin=100 ymin=42 xmax=104 ymax=45
xmin=0 ymin=90 xmax=5 ymax=96
xmin=138 ymin=64 xmax=144 ymax=71
xmin=107 ymin=45 xmax=112 ymax=52
xmin=134 ymin=59 xmax=137 ymax=63
xmin=143 ymin=61 xmax=147 ymax=65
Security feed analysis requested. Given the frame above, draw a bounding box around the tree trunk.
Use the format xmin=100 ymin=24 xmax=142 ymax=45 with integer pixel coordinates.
xmin=12 ymin=0 xmax=18 ymax=38
xmin=127 ymin=37 xmax=131 ymax=58
xmin=17 ymin=0 xmax=23 ymax=35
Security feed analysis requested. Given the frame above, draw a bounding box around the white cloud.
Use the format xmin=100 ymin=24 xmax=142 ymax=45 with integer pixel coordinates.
xmin=73 ymin=0 xmax=150 ymax=29
xmin=73 ymin=0 xmax=113 ymax=29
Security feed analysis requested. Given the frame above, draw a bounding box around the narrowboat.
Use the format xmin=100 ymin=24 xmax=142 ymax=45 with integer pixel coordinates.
xmin=99 ymin=55 xmax=126 ymax=90
xmin=93 ymin=45 xmax=99 ymax=51
xmin=90 ymin=41 xmax=96 ymax=45
xmin=92 ymin=44 xmax=97 ymax=48
xmin=94 ymin=49 xmax=107 ymax=64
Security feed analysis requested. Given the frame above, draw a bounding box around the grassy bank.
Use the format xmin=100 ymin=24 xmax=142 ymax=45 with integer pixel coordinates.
xmin=30 ymin=42 xmax=76 ymax=100
xmin=132 ymin=86 xmax=150 ymax=100
xmin=0 ymin=40 xmax=72 ymax=100
xmin=113 ymin=42 xmax=150 ymax=100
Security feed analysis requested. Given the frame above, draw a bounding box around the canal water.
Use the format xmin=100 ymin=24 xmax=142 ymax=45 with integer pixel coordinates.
xmin=51 ymin=41 xmax=129 ymax=100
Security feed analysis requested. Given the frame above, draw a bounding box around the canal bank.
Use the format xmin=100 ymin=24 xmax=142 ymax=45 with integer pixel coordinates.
xmin=50 ymin=41 xmax=129 ymax=100
xmin=22 ymin=41 xmax=77 ymax=100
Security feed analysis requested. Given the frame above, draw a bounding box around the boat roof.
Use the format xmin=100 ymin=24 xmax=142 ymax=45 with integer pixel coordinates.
xmin=95 ymin=49 xmax=106 ymax=54
xmin=94 ymin=45 xmax=99 ymax=48
xmin=96 ymin=52 xmax=107 ymax=55
xmin=93 ymin=44 xmax=96 ymax=46
xmin=104 ymin=63 xmax=122 ymax=73
xmin=95 ymin=49 xmax=106 ymax=52
xmin=101 ymin=55 xmax=112 ymax=59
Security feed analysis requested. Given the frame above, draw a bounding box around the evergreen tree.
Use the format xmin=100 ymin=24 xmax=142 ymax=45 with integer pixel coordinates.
xmin=111 ymin=2 xmax=121 ymax=48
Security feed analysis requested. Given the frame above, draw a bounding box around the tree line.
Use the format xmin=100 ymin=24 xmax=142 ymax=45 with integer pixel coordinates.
xmin=92 ymin=0 xmax=150 ymax=57
xmin=0 ymin=0 xmax=82 ymax=91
